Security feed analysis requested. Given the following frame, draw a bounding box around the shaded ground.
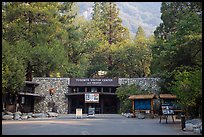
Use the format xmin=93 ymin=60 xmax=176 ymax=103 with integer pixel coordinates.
xmin=2 ymin=114 xmax=201 ymax=135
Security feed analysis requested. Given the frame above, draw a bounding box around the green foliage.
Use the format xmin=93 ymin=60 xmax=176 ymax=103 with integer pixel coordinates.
xmin=152 ymin=2 xmax=202 ymax=118
xmin=116 ymin=84 xmax=148 ymax=113
xmin=152 ymin=2 xmax=202 ymax=80
xmin=2 ymin=39 xmax=26 ymax=94
xmin=134 ymin=26 xmax=147 ymax=45
xmin=89 ymin=2 xmax=131 ymax=76
xmin=170 ymin=69 xmax=202 ymax=118
xmin=110 ymin=41 xmax=152 ymax=77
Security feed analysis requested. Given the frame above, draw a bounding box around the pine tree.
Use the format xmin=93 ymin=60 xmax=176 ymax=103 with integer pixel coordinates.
xmin=134 ymin=26 xmax=147 ymax=45
xmin=91 ymin=2 xmax=130 ymax=73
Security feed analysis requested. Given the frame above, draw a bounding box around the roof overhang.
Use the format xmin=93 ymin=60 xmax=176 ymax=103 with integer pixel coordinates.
xmin=24 ymin=81 xmax=40 ymax=87
xmin=128 ymin=94 xmax=156 ymax=100
xmin=159 ymin=94 xmax=177 ymax=99
xmin=18 ymin=92 xmax=42 ymax=97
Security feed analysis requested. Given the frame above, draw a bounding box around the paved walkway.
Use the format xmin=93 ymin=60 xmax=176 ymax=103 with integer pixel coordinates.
xmin=2 ymin=114 xmax=201 ymax=135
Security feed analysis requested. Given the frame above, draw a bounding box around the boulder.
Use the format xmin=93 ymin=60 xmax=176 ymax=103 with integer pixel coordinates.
xmin=185 ymin=118 xmax=202 ymax=132
xmin=184 ymin=123 xmax=194 ymax=131
xmin=21 ymin=115 xmax=28 ymax=120
xmin=32 ymin=113 xmax=45 ymax=118
xmin=137 ymin=113 xmax=145 ymax=119
xmin=3 ymin=115 xmax=14 ymax=120
xmin=2 ymin=112 xmax=5 ymax=119
xmin=5 ymin=111 xmax=13 ymax=115
xmin=186 ymin=119 xmax=202 ymax=125
xmin=15 ymin=111 xmax=22 ymax=115
xmin=14 ymin=114 xmax=21 ymax=120
xmin=47 ymin=112 xmax=58 ymax=117
xmin=193 ymin=127 xmax=201 ymax=134
xmin=27 ymin=113 xmax=33 ymax=118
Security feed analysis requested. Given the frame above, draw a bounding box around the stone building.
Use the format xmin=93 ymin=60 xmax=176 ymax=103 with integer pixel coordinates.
xmin=32 ymin=77 xmax=160 ymax=114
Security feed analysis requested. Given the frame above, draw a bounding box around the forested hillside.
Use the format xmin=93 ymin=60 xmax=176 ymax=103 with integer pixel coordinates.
xmin=77 ymin=2 xmax=162 ymax=37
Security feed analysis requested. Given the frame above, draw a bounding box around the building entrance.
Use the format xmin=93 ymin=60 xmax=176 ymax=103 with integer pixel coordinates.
xmin=66 ymin=78 xmax=120 ymax=114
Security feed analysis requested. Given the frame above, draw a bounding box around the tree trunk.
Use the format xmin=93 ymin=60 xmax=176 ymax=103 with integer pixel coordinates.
xmin=26 ymin=61 xmax=32 ymax=81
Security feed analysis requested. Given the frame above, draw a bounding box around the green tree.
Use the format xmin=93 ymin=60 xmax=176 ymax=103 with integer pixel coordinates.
xmin=116 ymin=84 xmax=150 ymax=113
xmin=2 ymin=39 xmax=26 ymax=95
xmin=58 ymin=3 xmax=101 ymax=78
xmin=2 ymin=2 xmax=66 ymax=80
xmin=91 ymin=2 xmax=130 ymax=74
xmin=152 ymin=2 xmax=202 ymax=82
xmin=134 ymin=26 xmax=147 ymax=45
xmin=170 ymin=69 xmax=202 ymax=118
xmin=111 ymin=41 xmax=152 ymax=77
xmin=152 ymin=2 xmax=202 ymax=117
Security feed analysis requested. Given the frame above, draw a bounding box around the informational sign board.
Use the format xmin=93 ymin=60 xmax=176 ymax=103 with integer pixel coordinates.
xmin=161 ymin=104 xmax=174 ymax=115
xmin=85 ymin=93 xmax=99 ymax=103
xmin=76 ymin=108 xmax=82 ymax=118
xmin=134 ymin=99 xmax=151 ymax=110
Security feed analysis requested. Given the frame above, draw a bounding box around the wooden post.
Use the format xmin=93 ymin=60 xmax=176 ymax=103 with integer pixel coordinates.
xmin=132 ymin=100 xmax=135 ymax=117
xmin=101 ymin=95 xmax=104 ymax=114
xmin=151 ymin=99 xmax=153 ymax=114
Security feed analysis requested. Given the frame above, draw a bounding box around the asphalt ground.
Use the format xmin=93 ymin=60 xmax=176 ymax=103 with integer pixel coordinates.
xmin=2 ymin=114 xmax=201 ymax=135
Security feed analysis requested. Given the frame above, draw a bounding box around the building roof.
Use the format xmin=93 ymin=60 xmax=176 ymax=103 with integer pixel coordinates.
xmin=128 ymin=94 xmax=156 ymax=100
xmin=18 ymin=92 xmax=42 ymax=97
xmin=159 ymin=94 xmax=177 ymax=99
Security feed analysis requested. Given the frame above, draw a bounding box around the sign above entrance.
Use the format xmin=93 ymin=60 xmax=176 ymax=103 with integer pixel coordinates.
xmin=70 ymin=78 xmax=118 ymax=86
xmin=85 ymin=93 xmax=99 ymax=103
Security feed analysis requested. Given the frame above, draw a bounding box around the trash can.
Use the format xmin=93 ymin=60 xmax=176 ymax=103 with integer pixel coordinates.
xmin=181 ymin=115 xmax=185 ymax=130
xmin=76 ymin=108 xmax=82 ymax=119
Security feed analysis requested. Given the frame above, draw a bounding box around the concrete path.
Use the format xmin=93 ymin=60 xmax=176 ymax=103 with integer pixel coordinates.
xmin=2 ymin=114 xmax=201 ymax=135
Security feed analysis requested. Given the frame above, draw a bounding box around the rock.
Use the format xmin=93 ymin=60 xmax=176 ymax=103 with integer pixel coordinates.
xmin=47 ymin=112 xmax=58 ymax=117
xmin=193 ymin=128 xmax=201 ymax=134
xmin=3 ymin=115 xmax=14 ymax=120
xmin=5 ymin=111 xmax=13 ymax=115
xmin=15 ymin=111 xmax=22 ymax=115
xmin=126 ymin=113 xmax=130 ymax=118
xmin=2 ymin=112 xmax=5 ymax=119
xmin=185 ymin=118 xmax=202 ymax=132
xmin=27 ymin=113 xmax=33 ymax=118
xmin=138 ymin=113 xmax=145 ymax=119
xmin=32 ymin=113 xmax=45 ymax=118
xmin=21 ymin=115 xmax=28 ymax=120
xmin=14 ymin=114 xmax=21 ymax=120
xmin=186 ymin=119 xmax=202 ymax=125
xmin=185 ymin=123 xmax=194 ymax=131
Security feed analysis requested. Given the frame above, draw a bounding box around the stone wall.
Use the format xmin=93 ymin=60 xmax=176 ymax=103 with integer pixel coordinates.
xmin=33 ymin=77 xmax=70 ymax=114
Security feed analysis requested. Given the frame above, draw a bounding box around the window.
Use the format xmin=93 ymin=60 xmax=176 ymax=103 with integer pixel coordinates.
xmin=91 ymin=87 xmax=97 ymax=92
